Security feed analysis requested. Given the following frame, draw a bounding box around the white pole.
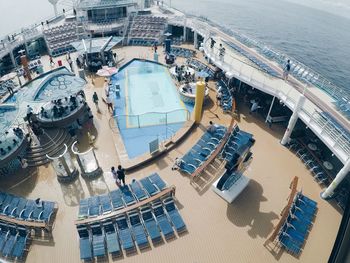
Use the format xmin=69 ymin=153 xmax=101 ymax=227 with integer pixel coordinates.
xmin=265 ymin=96 xmax=276 ymax=123
xmin=321 ymin=158 xmax=350 ymax=199
xmin=281 ymin=94 xmax=305 ymax=145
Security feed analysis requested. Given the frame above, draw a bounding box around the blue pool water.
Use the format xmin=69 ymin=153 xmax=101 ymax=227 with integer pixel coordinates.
xmin=111 ymin=59 xmax=192 ymax=158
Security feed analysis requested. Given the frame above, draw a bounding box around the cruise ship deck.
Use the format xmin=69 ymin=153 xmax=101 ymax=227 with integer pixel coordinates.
xmin=0 ymin=3 xmax=349 ymax=263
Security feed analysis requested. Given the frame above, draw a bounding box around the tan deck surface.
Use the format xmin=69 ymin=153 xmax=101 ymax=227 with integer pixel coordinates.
xmin=0 ymin=45 xmax=342 ymax=263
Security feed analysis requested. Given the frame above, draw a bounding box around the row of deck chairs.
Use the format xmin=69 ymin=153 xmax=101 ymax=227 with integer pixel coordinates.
xmin=220 ymin=126 xmax=255 ymax=164
xmin=177 ymin=126 xmax=227 ymax=175
xmin=77 ymin=196 xmax=186 ymax=261
xmin=222 ymin=40 xmax=279 ymax=78
xmin=278 ymin=192 xmax=317 ymax=255
xmin=0 ymin=192 xmax=56 ymax=224
xmin=51 ymin=45 xmax=76 ymax=58
xmin=171 ymin=37 xmax=183 ymax=46
xmin=78 ymin=173 xmax=168 ymax=219
xmin=0 ymin=222 xmax=29 ymax=260
xmin=129 ymin=38 xmax=158 ymax=47
xmin=0 ymin=79 xmax=17 ymax=96
xmin=171 ymin=47 xmax=196 ymax=58
xmin=186 ymin=58 xmax=215 ymax=79
xmin=216 ymin=79 xmax=233 ymax=112
xmin=132 ymin=16 xmax=167 ymax=24
xmin=288 ymin=140 xmax=329 ymax=186
xmin=44 ymin=23 xmax=77 ymax=37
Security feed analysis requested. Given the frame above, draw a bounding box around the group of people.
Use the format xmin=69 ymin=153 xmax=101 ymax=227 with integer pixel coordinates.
xmin=175 ymin=65 xmax=195 ymax=83
xmin=210 ymin=38 xmax=226 ymax=61
xmin=111 ymin=165 xmax=126 ymax=187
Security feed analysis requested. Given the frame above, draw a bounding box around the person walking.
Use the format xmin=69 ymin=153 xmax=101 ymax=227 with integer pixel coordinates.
xmin=111 ymin=166 xmax=121 ymax=186
xmin=92 ymin=92 xmax=99 ymax=108
xmin=219 ymin=44 xmax=225 ymax=61
xmin=210 ymin=37 xmax=216 ymax=49
xmin=49 ymin=56 xmax=55 ymax=68
xmin=26 ymin=105 xmax=34 ymax=124
xmin=283 ymin=59 xmax=291 ymax=80
xmin=67 ymin=53 xmax=73 ymax=71
xmin=105 ymin=94 xmax=113 ymax=113
xmin=117 ymin=165 xmax=126 ymax=186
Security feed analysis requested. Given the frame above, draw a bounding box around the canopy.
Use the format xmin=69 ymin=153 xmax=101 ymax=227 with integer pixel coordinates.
xmin=70 ymin=36 xmax=123 ymax=55
xmin=96 ymin=66 xmax=118 ymax=77
xmin=0 ymin=72 xmax=17 ymax=82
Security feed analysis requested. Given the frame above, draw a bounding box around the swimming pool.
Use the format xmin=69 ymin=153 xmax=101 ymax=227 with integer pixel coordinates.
xmin=111 ymin=59 xmax=192 ymax=158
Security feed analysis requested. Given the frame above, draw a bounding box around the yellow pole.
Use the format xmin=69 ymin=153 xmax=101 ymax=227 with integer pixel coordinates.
xmin=194 ymin=81 xmax=205 ymax=124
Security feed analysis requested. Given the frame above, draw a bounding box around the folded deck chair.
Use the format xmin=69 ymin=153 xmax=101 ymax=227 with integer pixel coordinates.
xmin=19 ymin=200 xmax=35 ymax=220
xmin=128 ymin=212 xmax=149 ymax=249
xmin=130 ymin=181 xmax=148 ymax=201
xmin=163 ymin=197 xmax=186 ymax=233
xmin=88 ymin=196 xmax=101 ymax=217
xmin=10 ymin=227 xmax=28 ymax=259
xmin=77 ymin=226 xmax=93 ymax=261
xmin=90 ymin=223 xmax=106 ymax=258
xmin=78 ymin=199 xmax=89 ymax=219
xmin=152 ymin=203 xmax=174 ymax=239
xmin=39 ymin=201 xmax=56 ymax=223
xmin=1 ymin=226 xmax=17 ymax=257
xmin=115 ymin=215 xmax=135 ymax=252
xmin=10 ymin=198 xmax=27 ymax=219
xmin=148 ymin=173 xmax=167 ymax=191
xmin=140 ymin=206 xmax=162 ymax=243
xmin=103 ymin=221 xmax=121 ymax=256
xmin=121 ymin=186 xmax=136 ymax=206
xmin=140 ymin=177 xmax=160 ymax=196
xmin=99 ymin=194 xmax=112 ymax=214
xmin=110 ymin=190 xmax=125 ymax=210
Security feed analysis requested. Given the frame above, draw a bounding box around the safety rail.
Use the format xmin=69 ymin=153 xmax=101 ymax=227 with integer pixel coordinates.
xmin=110 ymin=109 xmax=190 ymax=130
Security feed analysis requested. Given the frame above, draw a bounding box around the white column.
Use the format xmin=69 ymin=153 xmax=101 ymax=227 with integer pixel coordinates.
xmin=194 ymin=31 xmax=198 ymax=49
xmin=281 ymin=94 xmax=305 ymax=145
xmin=9 ymin=49 xmax=16 ymax=67
xmin=321 ymin=159 xmax=350 ymax=199
xmin=265 ymin=96 xmax=276 ymax=123
xmin=183 ymin=18 xmax=187 ymax=42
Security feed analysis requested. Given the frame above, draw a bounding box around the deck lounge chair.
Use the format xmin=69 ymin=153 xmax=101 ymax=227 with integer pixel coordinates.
xmin=128 ymin=212 xmax=149 ymax=249
xmin=0 ymin=194 xmax=13 ymax=214
xmin=88 ymin=196 xmax=101 ymax=217
xmin=19 ymin=200 xmax=35 ymax=220
xmin=278 ymin=233 xmax=302 ymax=255
xmin=90 ymin=223 xmax=106 ymax=258
xmin=99 ymin=194 xmax=112 ymax=214
xmin=2 ymin=197 xmax=19 ymax=216
xmin=163 ymin=197 xmax=186 ymax=233
xmin=0 ymin=223 xmax=10 ymax=251
xmin=152 ymin=203 xmax=174 ymax=239
xmin=115 ymin=215 xmax=135 ymax=252
xmin=10 ymin=227 xmax=28 ymax=259
xmin=149 ymin=173 xmax=167 ymax=191
xmin=140 ymin=206 xmax=162 ymax=243
xmin=77 ymin=226 xmax=93 ymax=261
xmin=110 ymin=189 xmax=125 ymax=210
xmin=130 ymin=181 xmax=148 ymax=201
xmin=10 ymin=198 xmax=27 ymax=219
xmin=120 ymin=186 xmax=136 ymax=206
xmin=1 ymin=226 xmax=17 ymax=257
xmin=103 ymin=221 xmax=121 ymax=256
xmin=78 ymin=199 xmax=89 ymax=218
xmin=39 ymin=201 xmax=56 ymax=223
xmin=30 ymin=203 xmax=44 ymax=221
xmin=140 ymin=177 xmax=160 ymax=196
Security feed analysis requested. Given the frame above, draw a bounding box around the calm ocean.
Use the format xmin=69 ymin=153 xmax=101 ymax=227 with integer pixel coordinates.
xmin=1 ymin=0 xmax=349 ymax=91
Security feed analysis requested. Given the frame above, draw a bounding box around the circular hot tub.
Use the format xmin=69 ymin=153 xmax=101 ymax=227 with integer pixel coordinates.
xmin=178 ymin=82 xmax=209 ymax=104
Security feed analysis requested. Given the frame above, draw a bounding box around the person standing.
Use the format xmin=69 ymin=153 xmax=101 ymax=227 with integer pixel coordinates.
xmin=111 ymin=166 xmax=120 ymax=186
xmin=117 ymin=165 xmax=126 ymax=186
xmin=92 ymin=92 xmax=99 ymax=108
xmin=26 ymin=105 xmax=34 ymax=124
xmin=210 ymin=37 xmax=216 ymax=49
xmin=67 ymin=53 xmax=73 ymax=71
xmin=105 ymin=94 xmax=114 ymax=113
xmin=49 ymin=56 xmax=55 ymax=68
xmin=283 ymin=59 xmax=291 ymax=80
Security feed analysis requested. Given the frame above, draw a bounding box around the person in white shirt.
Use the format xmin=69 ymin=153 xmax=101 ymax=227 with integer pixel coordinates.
xmin=208 ymin=121 xmax=219 ymax=133
xmin=105 ymin=94 xmax=113 ymax=112
xmin=249 ymin=99 xmax=262 ymax=114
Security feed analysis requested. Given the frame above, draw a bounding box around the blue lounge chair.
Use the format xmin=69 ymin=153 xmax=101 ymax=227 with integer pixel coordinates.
xmin=149 ymin=173 xmax=167 ymax=191
xmin=115 ymin=215 xmax=135 ymax=252
xmin=152 ymin=203 xmax=174 ymax=239
xmin=2 ymin=197 xmax=19 ymax=216
xmin=19 ymin=200 xmax=35 ymax=220
xmin=120 ymin=186 xmax=136 ymax=206
xmin=103 ymin=221 xmax=121 ymax=256
xmin=88 ymin=196 xmax=101 ymax=217
xmin=278 ymin=233 xmax=302 ymax=255
xmin=10 ymin=198 xmax=27 ymax=218
xmin=40 ymin=201 xmax=56 ymax=223
xmin=163 ymin=197 xmax=186 ymax=233
xmin=140 ymin=206 xmax=162 ymax=243
xmin=140 ymin=177 xmax=160 ymax=196
xmin=78 ymin=199 xmax=89 ymax=218
xmin=99 ymin=194 xmax=112 ymax=214
xmin=130 ymin=181 xmax=148 ymax=201
xmin=128 ymin=212 xmax=149 ymax=249
xmin=0 ymin=194 xmax=13 ymax=214
xmin=10 ymin=227 xmax=28 ymax=259
xmin=110 ymin=189 xmax=125 ymax=210
xmin=90 ymin=223 xmax=106 ymax=258
xmin=1 ymin=226 xmax=17 ymax=257
xmin=0 ymin=223 xmax=10 ymax=251
xmin=77 ymin=226 xmax=93 ymax=261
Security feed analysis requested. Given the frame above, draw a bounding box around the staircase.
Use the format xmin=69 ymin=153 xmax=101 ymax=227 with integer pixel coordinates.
xmin=24 ymin=128 xmax=75 ymax=167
